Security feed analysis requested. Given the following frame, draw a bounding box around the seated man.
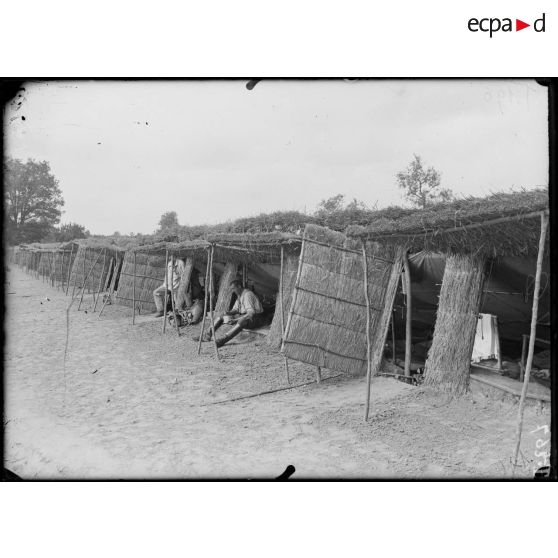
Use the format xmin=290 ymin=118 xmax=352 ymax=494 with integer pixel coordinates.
xmin=195 ymin=279 xmax=265 ymax=347
xmin=152 ymin=257 xmax=186 ymax=318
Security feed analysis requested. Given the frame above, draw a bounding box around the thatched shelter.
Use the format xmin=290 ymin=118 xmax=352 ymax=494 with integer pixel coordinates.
xmin=116 ymin=248 xmax=168 ymax=313
xmin=68 ymin=241 xmax=124 ymax=297
xmin=29 ymin=242 xmax=78 ymax=290
xmin=15 ymin=245 xmax=42 ymax=274
xmin=281 ymin=224 xmax=403 ymax=380
xmin=346 ymin=189 xmax=548 ymax=257
xmin=347 ymin=189 xmax=550 ymax=395
xmin=120 ymin=233 xmax=302 ymax=344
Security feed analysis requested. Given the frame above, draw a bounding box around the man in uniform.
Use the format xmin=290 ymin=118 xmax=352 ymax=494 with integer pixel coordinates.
xmin=195 ymin=279 xmax=265 ymax=347
xmin=152 ymin=257 xmax=186 ymax=317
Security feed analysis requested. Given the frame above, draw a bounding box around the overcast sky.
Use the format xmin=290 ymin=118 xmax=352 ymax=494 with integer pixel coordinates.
xmin=5 ymin=80 xmax=548 ymax=235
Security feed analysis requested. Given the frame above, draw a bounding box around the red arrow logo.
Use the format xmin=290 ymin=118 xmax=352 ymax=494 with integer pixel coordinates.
xmin=516 ymin=19 xmax=530 ymax=31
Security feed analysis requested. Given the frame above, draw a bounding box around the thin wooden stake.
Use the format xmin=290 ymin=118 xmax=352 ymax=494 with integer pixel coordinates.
xmin=203 ymin=373 xmax=344 ymax=406
xmin=208 ymin=245 xmax=220 ymax=360
xmin=77 ymin=249 xmax=104 ymax=311
xmin=98 ymin=258 xmax=116 ymax=319
xmin=316 ymin=366 xmax=322 ymax=384
xmin=403 ymin=251 xmax=412 ymax=377
xmin=132 ymin=251 xmax=137 ymax=324
xmin=362 ymin=243 xmax=373 ymax=421
xmin=513 ymin=212 xmax=548 ymax=474
xmin=519 ymin=334 xmax=528 ymax=382
xmin=93 ymin=250 xmax=107 ymax=312
xmin=281 ymin=238 xmax=306 ymax=352
xmin=70 ymin=247 xmax=78 ymax=298
xmin=197 ymin=251 xmax=211 ymax=355
xmin=493 ymin=315 xmax=502 ymax=371
xmin=391 ymin=312 xmax=396 ymax=364
xmin=83 ymin=248 xmax=87 ymax=293
xmin=162 ymin=249 xmax=169 ymax=333
xmin=170 ymin=254 xmax=180 ymax=336
xmin=279 ymin=245 xmax=290 ymax=384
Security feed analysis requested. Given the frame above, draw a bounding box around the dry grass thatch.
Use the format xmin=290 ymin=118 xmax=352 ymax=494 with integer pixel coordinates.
xmin=115 ymin=250 xmax=167 ymax=313
xmin=424 ymin=253 xmax=487 ymax=395
xmin=346 ymin=189 xmax=548 ymax=257
xmin=174 ymin=257 xmax=195 ymax=310
xmin=69 ymin=245 xmax=118 ymax=296
xmin=282 ymin=224 xmax=403 ymax=376
xmin=131 ymin=233 xmax=302 ymax=266
xmin=267 ymin=252 xmax=300 ymax=350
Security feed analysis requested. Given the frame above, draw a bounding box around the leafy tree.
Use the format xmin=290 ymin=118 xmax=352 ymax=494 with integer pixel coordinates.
xmin=4 ymin=157 xmax=65 ymax=243
xmin=314 ymin=194 xmax=373 ymax=231
xmin=51 ymin=222 xmax=90 ymax=242
xmin=396 ymin=154 xmax=453 ymax=209
xmin=158 ymin=211 xmax=180 ymax=232
xmin=316 ymin=194 xmax=346 ymax=215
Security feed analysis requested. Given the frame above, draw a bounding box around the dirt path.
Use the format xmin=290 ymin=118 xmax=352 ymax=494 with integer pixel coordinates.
xmin=4 ymin=267 xmax=550 ymax=478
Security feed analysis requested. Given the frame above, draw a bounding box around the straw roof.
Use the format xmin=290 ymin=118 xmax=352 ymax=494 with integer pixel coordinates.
xmin=346 ymin=189 xmax=548 ymax=257
xmin=129 ymin=232 xmax=302 ymax=265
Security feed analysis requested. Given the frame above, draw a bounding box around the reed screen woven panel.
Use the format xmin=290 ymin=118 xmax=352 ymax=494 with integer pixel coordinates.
xmin=282 ymin=224 xmax=402 ymax=376
xmin=115 ymin=251 xmax=167 ymax=313
xmin=69 ymin=246 xmax=114 ymax=294
xmin=267 ymin=253 xmax=299 ymax=350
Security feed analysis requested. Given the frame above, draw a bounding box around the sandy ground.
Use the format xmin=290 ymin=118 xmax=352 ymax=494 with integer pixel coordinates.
xmin=4 ymin=267 xmax=551 ymax=479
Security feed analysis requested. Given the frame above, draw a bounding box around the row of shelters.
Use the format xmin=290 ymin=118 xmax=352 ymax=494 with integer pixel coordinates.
xmin=9 ymin=189 xmax=551 ymax=414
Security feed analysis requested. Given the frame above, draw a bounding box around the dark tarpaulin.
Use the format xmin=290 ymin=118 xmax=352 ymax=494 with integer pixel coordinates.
xmin=396 ymin=251 xmax=550 ymax=350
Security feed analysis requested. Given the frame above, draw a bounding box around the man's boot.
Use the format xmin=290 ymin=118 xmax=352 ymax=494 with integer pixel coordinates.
xmin=215 ymin=324 xmax=244 ymax=348
xmin=193 ymin=321 xmax=222 ymax=342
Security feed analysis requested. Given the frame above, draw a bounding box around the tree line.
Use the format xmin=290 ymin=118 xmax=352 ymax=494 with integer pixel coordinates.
xmin=4 ymin=154 xmax=452 ymax=244
xmin=4 ymin=157 xmax=90 ymax=244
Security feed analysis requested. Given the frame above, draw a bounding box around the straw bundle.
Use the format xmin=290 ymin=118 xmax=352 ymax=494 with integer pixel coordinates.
xmin=424 ymin=253 xmax=487 ymax=394
xmin=175 ymin=257 xmax=195 ymax=310
xmin=214 ymin=262 xmax=239 ymax=314
xmin=282 ymin=225 xmax=402 ymax=376
xmin=267 ymin=252 xmax=299 ymax=349
xmin=115 ymin=250 xmax=167 ymax=313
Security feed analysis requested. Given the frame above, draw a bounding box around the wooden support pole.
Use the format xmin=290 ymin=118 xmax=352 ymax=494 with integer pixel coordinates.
xmin=170 ymin=254 xmax=180 ymax=336
xmin=98 ymin=293 xmax=110 ymax=318
xmin=162 ymin=250 xmax=169 ymax=333
xmin=519 ymin=334 xmax=528 ymax=382
xmin=316 ymin=366 xmax=322 ymax=384
xmin=281 ymin=239 xmax=306 ymax=352
xmin=279 ymin=245 xmax=290 ymax=384
xmin=98 ymin=258 xmax=116 ymax=319
xmin=391 ymin=312 xmax=396 ymax=364
xmin=208 ymin=245 xmax=220 ymax=360
xmin=93 ymin=250 xmax=107 ymax=313
xmin=70 ymin=248 xmax=78 ymax=298
xmin=362 ymin=244 xmax=373 ymax=421
xmin=493 ymin=315 xmax=502 ymax=371
xmin=83 ymin=248 xmax=87 ymax=293
xmin=197 ymin=251 xmax=211 ymax=355
xmin=402 ymin=251 xmax=412 ymax=377
xmin=56 ymin=253 xmax=61 ymax=290
xmin=132 ymin=251 xmax=137 ymax=325
xmin=513 ymin=212 xmax=548 ymax=474
xmin=77 ymin=249 xmax=104 ymax=311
